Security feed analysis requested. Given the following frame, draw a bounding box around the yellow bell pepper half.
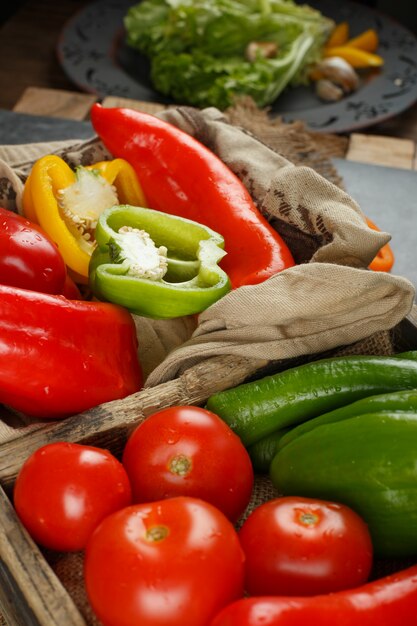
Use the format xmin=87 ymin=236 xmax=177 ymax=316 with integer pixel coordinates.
xmin=85 ymin=159 xmax=147 ymax=207
xmin=22 ymin=155 xmax=146 ymax=280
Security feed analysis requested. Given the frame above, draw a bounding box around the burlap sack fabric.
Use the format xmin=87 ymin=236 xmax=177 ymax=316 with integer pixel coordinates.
xmin=0 ymin=102 xmax=415 ymax=625
xmin=0 ymin=102 xmax=414 ymax=384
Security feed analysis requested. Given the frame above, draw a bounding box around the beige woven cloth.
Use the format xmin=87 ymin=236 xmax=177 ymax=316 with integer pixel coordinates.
xmin=0 ymin=104 xmax=414 ymax=386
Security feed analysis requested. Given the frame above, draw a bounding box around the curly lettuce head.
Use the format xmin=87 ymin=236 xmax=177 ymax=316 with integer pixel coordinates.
xmin=124 ymin=0 xmax=334 ymax=109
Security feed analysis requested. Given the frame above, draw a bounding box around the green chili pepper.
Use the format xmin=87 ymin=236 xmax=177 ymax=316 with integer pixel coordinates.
xmin=270 ymin=411 xmax=417 ymax=558
xmin=247 ymin=427 xmax=291 ymax=473
xmin=205 ymin=352 xmax=417 ymax=446
xmin=279 ymin=388 xmax=417 ymax=449
xmin=89 ymin=205 xmax=231 ymax=319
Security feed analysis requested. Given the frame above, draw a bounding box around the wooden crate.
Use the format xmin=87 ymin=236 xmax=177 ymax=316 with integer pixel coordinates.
xmin=0 ymin=306 xmax=416 ymax=625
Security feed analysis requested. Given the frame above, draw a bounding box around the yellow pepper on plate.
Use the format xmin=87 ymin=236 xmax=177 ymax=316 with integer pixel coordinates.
xmin=324 ymin=22 xmax=382 ymax=69
xmin=326 ymin=21 xmax=350 ymax=48
xmin=346 ymin=28 xmax=379 ymax=53
xmin=22 ymin=155 xmax=146 ymax=281
xmin=323 ymin=45 xmax=384 ymax=69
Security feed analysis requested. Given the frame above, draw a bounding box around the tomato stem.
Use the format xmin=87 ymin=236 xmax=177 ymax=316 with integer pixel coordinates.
xmin=299 ymin=511 xmax=319 ymax=526
xmin=145 ymin=525 xmax=169 ymax=543
xmin=169 ymin=454 xmax=192 ymax=477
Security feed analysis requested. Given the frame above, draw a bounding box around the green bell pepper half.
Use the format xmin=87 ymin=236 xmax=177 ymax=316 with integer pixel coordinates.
xmin=247 ymin=427 xmax=291 ymax=474
xmin=89 ymin=205 xmax=231 ymax=319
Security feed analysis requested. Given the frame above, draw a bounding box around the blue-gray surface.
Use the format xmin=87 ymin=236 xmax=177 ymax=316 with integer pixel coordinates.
xmin=334 ymin=158 xmax=417 ymax=295
xmin=0 ymin=109 xmax=94 ymax=144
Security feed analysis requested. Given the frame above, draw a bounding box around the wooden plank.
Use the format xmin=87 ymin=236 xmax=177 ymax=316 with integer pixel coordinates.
xmin=0 ymin=407 xmax=50 ymax=446
xmin=0 ymin=424 xmax=20 ymax=445
xmin=101 ymin=96 xmax=168 ymax=115
xmin=346 ymin=132 xmax=416 ymax=169
xmin=0 ymin=354 xmax=267 ymax=492
xmin=0 ymin=421 xmax=48 ymax=446
xmin=0 ymin=486 xmax=86 ymax=626
xmin=0 ymin=408 xmax=28 ymax=445
xmin=12 ymin=87 xmax=97 ymax=121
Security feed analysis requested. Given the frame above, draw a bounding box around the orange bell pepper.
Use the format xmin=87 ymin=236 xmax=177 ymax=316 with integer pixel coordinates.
xmin=366 ymin=217 xmax=394 ymax=272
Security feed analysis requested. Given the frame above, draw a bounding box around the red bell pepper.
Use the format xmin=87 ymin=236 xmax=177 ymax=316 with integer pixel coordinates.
xmin=0 ymin=284 xmax=142 ymax=419
xmin=90 ymin=104 xmax=295 ymax=289
xmin=210 ymin=563 xmax=417 ymax=625
xmin=0 ymin=207 xmax=70 ymax=295
xmin=0 ymin=207 xmax=82 ymax=299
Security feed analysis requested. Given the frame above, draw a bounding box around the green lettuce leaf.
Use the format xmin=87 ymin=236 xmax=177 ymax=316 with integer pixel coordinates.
xmin=124 ymin=0 xmax=334 ymax=109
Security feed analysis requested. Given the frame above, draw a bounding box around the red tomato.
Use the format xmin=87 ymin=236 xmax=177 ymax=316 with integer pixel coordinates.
xmin=84 ymin=496 xmax=245 ymax=626
xmin=122 ymin=405 xmax=254 ymax=522
xmin=238 ymin=496 xmax=373 ymax=596
xmin=14 ymin=442 xmax=132 ymax=551
xmin=0 ymin=207 xmax=67 ymax=294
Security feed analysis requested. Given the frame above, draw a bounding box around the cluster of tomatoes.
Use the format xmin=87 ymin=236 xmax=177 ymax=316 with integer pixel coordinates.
xmin=13 ymin=405 xmax=373 ymax=626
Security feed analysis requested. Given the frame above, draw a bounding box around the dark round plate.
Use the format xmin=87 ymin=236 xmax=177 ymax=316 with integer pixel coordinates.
xmin=57 ymin=0 xmax=417 ymax=134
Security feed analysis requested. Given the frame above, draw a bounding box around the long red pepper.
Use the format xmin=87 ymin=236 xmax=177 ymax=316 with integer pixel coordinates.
xmin=90 ymin=104 xmax=295 ymax=289
xmin=0 ymin=284 xmax=142 ymax=419
xmin=210 ymin=564 xmax=417 ymax=625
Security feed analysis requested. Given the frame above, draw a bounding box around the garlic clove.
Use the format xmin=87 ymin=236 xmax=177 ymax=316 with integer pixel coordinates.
xmin=314 ymin=56 xmax=359 ymax=92
xmin=315 ymin=78 xmax=344 ymax=102
xmin=245 ymin=41 xmax=278 ymax=62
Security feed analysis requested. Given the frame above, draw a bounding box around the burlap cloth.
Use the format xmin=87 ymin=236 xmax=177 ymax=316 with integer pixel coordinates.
xmin=0 ymin=99 xmax=414 ymax=385
xmin=0 ymin=100 xmax=415 ymax=624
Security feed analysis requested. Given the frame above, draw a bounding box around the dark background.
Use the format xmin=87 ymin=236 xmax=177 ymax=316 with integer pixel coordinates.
xmin=0 ymin=0 xmax=415 ymax=114
xmin=365 ymin=0 xmax=417 ymax=34
xmin=1 ymin=1 xmax=417 ymax=32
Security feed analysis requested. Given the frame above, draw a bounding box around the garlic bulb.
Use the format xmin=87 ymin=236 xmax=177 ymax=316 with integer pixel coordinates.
xmin=314 ymin=57 xmax=359 ymax=93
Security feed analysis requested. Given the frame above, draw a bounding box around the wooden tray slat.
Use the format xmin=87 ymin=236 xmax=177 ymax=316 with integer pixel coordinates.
xmin=101 ymin=96 xmax=168 ymax=115
xmin=345 ymin=132 xmax=416 ymax=170
xmin=12 ymin=87 xmax=97 ymax=121
xmin=0 ymin=354 xmax=267 ymax=492
xmin=0 ymin=486 xmax=86 ymax=626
